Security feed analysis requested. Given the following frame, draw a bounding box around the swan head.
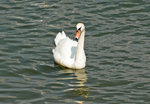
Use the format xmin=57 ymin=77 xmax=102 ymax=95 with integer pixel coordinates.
xmin=75 ymin=23 xmax=85 ymax=41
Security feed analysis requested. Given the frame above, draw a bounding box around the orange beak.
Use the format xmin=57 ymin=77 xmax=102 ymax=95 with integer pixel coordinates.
xmin=75 ymin=29 xmax=81 ymax=41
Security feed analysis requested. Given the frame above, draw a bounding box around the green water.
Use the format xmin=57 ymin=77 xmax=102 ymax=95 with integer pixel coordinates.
xmin=0 ymin=0 xmax=150 ymax=104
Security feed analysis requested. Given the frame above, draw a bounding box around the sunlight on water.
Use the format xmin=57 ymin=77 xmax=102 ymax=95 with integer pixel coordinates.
xmin=59 ymin=68 xmax=89 ymax=103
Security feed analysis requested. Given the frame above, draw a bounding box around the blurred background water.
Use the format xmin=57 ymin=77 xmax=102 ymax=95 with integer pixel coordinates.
xmin=0 ymin=0 xmax=150 ymax=104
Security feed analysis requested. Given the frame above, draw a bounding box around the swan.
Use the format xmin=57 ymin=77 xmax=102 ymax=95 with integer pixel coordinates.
xmin=52 ymin=23 xmax=86 ymax=69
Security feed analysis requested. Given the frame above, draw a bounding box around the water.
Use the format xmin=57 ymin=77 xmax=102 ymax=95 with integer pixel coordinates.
xmin=0 ymin=0 xmax=150 ymax=104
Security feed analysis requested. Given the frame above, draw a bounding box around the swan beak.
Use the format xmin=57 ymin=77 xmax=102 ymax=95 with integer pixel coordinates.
xmin=75 ymin=29 xmax=81 ymax=41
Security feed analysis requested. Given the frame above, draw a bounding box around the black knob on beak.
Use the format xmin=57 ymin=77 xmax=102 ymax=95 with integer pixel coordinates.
xmin=75 ymin=38 xmax=78 ymax=41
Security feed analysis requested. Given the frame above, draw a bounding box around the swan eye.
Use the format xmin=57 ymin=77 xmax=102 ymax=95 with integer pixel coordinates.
xmin=79 ymin=27 xmax=81 ymax=30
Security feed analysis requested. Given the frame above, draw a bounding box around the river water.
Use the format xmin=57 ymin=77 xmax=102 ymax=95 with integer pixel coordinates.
xmin=0 ymin=0 xmax=150 ymax=104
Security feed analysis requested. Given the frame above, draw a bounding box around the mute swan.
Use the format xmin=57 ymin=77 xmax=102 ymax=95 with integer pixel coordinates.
xmin=52 ymin=23 xmax=86 ymax=69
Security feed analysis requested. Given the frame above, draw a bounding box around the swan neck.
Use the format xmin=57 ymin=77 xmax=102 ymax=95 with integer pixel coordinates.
xmin=78 ymin=30 xmax=85 ymax=50
xmin=75 ymin=30 xmax=85 ymax=66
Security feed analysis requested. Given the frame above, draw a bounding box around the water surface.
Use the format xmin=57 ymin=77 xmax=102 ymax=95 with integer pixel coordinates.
xmin=0 ymin=0 xmax=150 ymax=104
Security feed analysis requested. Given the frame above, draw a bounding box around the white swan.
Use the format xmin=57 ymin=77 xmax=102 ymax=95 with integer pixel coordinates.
xmin=52 ymin=23 xmax=86 ymax=69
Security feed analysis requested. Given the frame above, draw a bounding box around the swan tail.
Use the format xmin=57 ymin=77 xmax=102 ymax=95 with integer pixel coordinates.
xmin=54 ymin=31 xmax=66 ymax=45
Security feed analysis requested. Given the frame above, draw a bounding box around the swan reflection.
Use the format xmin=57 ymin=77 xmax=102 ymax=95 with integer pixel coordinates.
xmin=59 ymin=68 xmax=89 ymax=104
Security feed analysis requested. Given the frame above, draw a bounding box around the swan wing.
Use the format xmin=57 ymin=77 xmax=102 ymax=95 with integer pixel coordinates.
xmin=54 ymin=31 xmax=66 ymax=46
xmin=53 ymin=32 xmax=77 ymax=67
